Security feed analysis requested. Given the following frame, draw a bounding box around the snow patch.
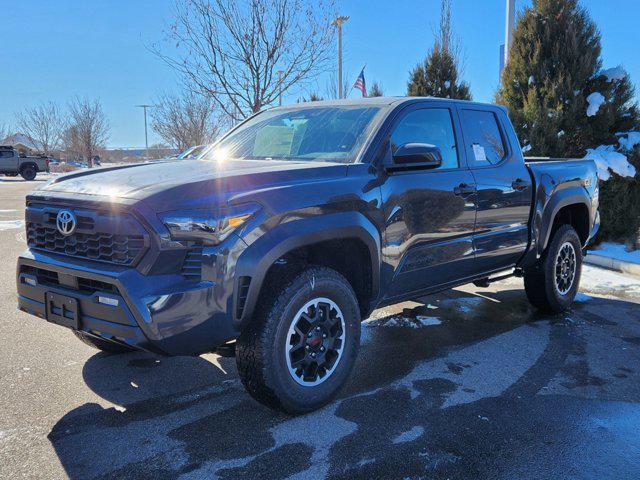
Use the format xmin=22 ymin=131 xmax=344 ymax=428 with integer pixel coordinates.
xmin=582 ymin=145 xmax=636 ymax=180
xmin=416 ymin=316 xmax=441 ymax=326
xmin=522 ymin=144 xmax=532 ymax=153
xmin=528 ymin=75 xmax=535 ymax=85
xmin=586 ymin=92 xmax=605 ymax=117
xmin=599 ymin=66 xmax=627 ymax=82
xmin=617 ymin=131 xmax=640 ymax=151
xmin=574 ymin=292 xmax=592 ymax=303
xmin=0 ymin=220 xmax=24 ymax=231
xmin=392 ymin=426 xmax=424 ymax=444
xmin=557 ymin=130 xmax=565 ymax=138
xmin=590 ymin=242 xmax=640 ymax=264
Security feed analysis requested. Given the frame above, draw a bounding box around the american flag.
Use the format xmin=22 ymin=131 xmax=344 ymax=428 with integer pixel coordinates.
xmin=353 ymin=68 xmax=367 ymax=97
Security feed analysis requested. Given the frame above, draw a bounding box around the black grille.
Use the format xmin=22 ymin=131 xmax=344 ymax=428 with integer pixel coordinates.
xmin=25 ymin=204 xmax=147 ymax=266
xmin=21 ymin=265 xmax=118 ymax=295
xmin=22 ymin=265 xmax=60 ymax=287
xmin=27 ymin=224 xmax=144 ymax=265
xmin=77 ymin=277 xmax=119 ymax=295
xmin=181 ymin=244 xmax=203 ymax=281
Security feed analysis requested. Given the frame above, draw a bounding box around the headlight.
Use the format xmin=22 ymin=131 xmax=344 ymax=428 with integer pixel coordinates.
xmin=159 ymin=203 xmax=260 ymax=245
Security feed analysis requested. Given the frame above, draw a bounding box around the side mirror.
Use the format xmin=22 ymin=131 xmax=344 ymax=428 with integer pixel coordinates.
xmin=387 ymin=143 xmax=443 ymax=173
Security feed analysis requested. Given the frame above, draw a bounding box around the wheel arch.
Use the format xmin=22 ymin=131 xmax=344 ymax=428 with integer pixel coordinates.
xmin=537 ymin=192 xmax=591 ymax=256
xmin=233 ymin=212 xmax=381 ymax=332
xmin=19 ymin=162 xmax=39 ymax=172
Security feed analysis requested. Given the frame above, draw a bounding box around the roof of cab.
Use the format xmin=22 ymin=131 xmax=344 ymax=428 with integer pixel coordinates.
xmin=270 ymin=96 xmax=506 ymax=111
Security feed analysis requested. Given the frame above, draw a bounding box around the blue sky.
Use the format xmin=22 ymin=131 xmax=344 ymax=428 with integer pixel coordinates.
xmin=2 ymin=0 xmax=639 ymax=148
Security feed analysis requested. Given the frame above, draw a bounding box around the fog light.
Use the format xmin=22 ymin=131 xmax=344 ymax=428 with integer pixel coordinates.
xmin=98 ymin=296 xmax=119 ymax=307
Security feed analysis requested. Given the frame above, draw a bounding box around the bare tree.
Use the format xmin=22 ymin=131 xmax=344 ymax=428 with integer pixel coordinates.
xmin=68 ymin=97 xmax=110 ymax=167
xmin=151 ymin=91 xmax=222 ymax=151
xmin=325 ymin=70 xmax=351 ymax=100
xmin=17 ymin=101 xmax=65 ymax=155
xmin=0 ymin=123 xmax=9 ymax=143
xmin=153 ymin=0 xmax=336 ymax=120
xmin=60 ymin=125 xmax=82 ymax=161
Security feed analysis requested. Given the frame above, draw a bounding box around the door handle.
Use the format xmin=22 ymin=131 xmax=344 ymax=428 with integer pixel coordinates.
xmin=453 ymin=183 xmax=476 ymax=196
xmin=511 ymin=178 xmax=530 ymax=191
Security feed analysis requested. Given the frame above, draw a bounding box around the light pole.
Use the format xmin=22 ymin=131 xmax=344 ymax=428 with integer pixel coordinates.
xmin=332 ymin=15 xmax=349 ymax=99
xmin=276 ymin=70 xmax=284 ymax=106
xmin=135 ymin=104 xmax=154 ymax=159
xmin=504 ymin=0 xmax=516 ymax=65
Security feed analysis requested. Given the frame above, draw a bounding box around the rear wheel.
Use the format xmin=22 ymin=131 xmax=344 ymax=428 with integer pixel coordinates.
xmin=524 ymin=224 xmax=582 ymax=313
xmin=236 ymin=266 xmax=361 ymax=414
xmin=20 ymin=165 xmax=36 ymax=181
xmin=72 ymin=330 xmax=134 ymax=354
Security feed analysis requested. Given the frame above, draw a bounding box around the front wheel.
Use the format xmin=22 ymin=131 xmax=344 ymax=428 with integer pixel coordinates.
xmin=524 ymin=224 xmax=582 ymax=313
xmin=236 ymin=267 xmax=361 ymax=414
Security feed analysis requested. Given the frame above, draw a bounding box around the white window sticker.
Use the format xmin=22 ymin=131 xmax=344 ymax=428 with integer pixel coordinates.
xmin=472 ymin=143 xmax=487 ymax=162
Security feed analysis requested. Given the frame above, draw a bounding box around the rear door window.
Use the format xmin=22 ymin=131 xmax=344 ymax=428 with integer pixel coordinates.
xmin=460 ymin=109 xmax=507 ymax=166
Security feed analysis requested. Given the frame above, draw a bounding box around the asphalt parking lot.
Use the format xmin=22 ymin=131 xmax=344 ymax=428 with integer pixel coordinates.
xmin=1 ymin=175 xmax=640 ymax=479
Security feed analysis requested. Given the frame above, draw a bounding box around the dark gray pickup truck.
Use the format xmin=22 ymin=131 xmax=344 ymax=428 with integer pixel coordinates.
xmin=1 ymin=145 xmax=50 ymax=180
xmin=17 ymin=97 xmax=599 ymax=413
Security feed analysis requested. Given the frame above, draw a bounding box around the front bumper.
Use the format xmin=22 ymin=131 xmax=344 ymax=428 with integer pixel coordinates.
xmin=17 ymin=249 xmax=239 ymax=356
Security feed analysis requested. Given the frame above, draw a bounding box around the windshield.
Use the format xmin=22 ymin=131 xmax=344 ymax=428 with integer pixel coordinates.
xmin=202 ymin=105 xmax=384 ymax=164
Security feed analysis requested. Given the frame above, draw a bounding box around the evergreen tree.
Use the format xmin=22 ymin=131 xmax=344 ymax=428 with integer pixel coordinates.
xmin=407 ymin=0 xmax=471 ymax=100
xmin=498 ymin=0 xmax=637 ymax=157
xmin=369 ymin=82 xmax=384 ymax=97
xmin=499 ymin=0 xmax=640 ymax=243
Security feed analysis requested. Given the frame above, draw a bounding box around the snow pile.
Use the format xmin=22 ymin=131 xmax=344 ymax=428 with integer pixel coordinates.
xmin=586 ymin=92 xmax=605 ymax=116
xmin=617 ymin=131 xmax=640 ymax=151
xmin=591 ymin=242 xmax=640 ymax=264
xmin=582 ymin=145 xmax=636 ymax=180
xmin=599 ymin=66 xmax=627 ymax=82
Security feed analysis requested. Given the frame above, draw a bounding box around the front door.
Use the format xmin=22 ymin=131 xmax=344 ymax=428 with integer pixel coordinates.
xmin=0 ymin=150 xmax=17 ymax=171
xmin=380 ymin=105 xmax=477 ymax=300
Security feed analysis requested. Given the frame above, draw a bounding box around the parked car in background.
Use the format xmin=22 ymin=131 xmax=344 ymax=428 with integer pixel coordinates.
xmin=16 ymin=97 xmax=599 ymax=413
xmin=0 ymin=146 xmax=49 ymax=180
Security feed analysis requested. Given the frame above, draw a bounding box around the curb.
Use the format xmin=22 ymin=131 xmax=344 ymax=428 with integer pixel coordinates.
xmin=584 ymin=252 xmax=640 ymax=278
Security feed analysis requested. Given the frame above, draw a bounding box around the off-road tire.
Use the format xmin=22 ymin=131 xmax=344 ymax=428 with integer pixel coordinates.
xmin=20 ymin=166 xmax=37 ymax=181
xmin=236 ymin=266 xmax=361 ymax=414
xmin=73 ymin=330 xmax=134 ymax=354
xmin=524 ymin=224 xmax=582 ymax=313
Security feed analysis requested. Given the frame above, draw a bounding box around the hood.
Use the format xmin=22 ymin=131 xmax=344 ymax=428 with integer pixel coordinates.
xmin=35 ymin=159 xmax=348 ymax=208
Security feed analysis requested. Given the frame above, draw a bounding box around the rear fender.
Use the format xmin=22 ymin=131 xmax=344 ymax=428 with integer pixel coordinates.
xmin=535 ymin=184 xmax=591 ymax=256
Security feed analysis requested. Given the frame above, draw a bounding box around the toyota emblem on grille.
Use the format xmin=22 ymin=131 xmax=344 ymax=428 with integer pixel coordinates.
xmin=56 ymin=210 xmax=77 ymax=236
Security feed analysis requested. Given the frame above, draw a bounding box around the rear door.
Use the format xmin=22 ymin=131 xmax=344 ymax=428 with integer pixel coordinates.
xmin=379 ymin=102 xmax=477 ymax=299
xmin=457 ymin=106 xmax=532 ymax=272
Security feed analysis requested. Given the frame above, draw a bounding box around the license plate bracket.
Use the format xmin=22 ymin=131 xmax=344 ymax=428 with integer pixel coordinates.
xmin=45 ymin=292 xmax=80 ymax=329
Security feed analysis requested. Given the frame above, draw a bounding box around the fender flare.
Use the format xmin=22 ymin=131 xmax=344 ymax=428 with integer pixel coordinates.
xmin=19 ymin=162 xmax=39 ymax=172
xmin=233 ymin=212 xmax=381 ymax=331
xmin=536 ymin=189 xmax=591 ymax=256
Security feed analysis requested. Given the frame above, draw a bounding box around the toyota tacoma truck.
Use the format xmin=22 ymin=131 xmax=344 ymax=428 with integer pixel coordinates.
xmin=17 ymin=98 xmax=599 ymax=413
xmin=1 ymin=145 xmax=50 ymax=180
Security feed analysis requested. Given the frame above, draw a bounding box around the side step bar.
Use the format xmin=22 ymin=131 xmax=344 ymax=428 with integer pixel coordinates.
xmin=472 ymin=268 xmax=523 ymax=288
